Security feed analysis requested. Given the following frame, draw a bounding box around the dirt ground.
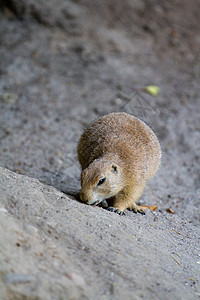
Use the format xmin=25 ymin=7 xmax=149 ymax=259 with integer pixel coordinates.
xmin=0 ymin=0 xmax=200 ymax=299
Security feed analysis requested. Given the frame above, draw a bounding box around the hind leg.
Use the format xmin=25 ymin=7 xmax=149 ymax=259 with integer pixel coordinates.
xmin=106 ymin=183 xmax=146 ymax=215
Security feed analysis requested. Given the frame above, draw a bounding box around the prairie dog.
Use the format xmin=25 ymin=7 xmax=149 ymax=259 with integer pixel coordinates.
xmin=78 ymin=112 xmax=161 ymax=215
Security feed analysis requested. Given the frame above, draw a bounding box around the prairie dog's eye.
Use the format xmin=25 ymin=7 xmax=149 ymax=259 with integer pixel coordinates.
xmin=97 ymin=177 xmax=106 ymax=186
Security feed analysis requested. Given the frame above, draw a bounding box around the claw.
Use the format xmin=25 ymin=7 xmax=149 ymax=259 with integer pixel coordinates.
xmin=130 ymin=204 xmax=146 ymax=215
xmin=132 ymin=209 xmax=145 ymax=215
xmin=106 ymin=207 xmax=125 ymax=216
xmin=106 ymin=207 xmax=115 ymax=212
xmin=115 ymin=209 xmax=125 ymax=216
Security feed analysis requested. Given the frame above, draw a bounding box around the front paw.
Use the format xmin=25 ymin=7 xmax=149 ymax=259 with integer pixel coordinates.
xmin=130 ymin=204 xmax=146 ymax=215
xmin=106 ymin=207 xmax=125 ymax=216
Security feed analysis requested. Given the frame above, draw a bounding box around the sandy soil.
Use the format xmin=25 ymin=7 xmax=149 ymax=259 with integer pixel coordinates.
xmin=0 ymin=0 xmax=200 ymax=299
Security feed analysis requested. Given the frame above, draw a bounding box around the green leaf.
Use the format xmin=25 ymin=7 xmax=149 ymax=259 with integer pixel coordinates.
xmin=144 ymin=85 xmax=160 ymax=96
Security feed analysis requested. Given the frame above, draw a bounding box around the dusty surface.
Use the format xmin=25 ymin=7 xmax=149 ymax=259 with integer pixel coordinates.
xmin=0 ymin=0 xmax=200 ymax=299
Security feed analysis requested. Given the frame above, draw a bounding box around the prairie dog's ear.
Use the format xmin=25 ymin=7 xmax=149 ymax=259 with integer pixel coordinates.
xmin=111 ymin=164 xmax=118 ymax=174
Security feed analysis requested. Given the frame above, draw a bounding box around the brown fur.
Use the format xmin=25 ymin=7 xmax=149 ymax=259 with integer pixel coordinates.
xmin=78 ymin=112 xmax=161 ymax=214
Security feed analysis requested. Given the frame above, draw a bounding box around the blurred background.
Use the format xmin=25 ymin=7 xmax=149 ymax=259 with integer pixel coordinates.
xmin=0 ymin=0 xmax=200 ymax=222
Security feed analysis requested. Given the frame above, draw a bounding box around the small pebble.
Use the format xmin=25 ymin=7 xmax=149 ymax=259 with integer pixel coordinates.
xmin=5 ymin=273 xmax=36 ymax=284
xmin=0 ymin=207 xmax=8 ymax=213
xmin=2 ymin=93 xmax=18 ymax=104
xmin=65 ymin=272 xmax=85 ymax=288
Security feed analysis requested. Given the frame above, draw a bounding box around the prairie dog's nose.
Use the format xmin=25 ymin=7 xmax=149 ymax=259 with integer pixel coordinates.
xmin=80 ymin=191 xmax=88 ymax=203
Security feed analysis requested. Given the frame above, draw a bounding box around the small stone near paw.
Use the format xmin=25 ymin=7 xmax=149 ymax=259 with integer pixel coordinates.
xmin=99 ymin=200 xmax=108 ymax=208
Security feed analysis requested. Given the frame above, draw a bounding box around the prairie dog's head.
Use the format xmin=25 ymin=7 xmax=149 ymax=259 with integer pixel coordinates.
xmin=80 ymin=159 xmax=123 ymax=206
